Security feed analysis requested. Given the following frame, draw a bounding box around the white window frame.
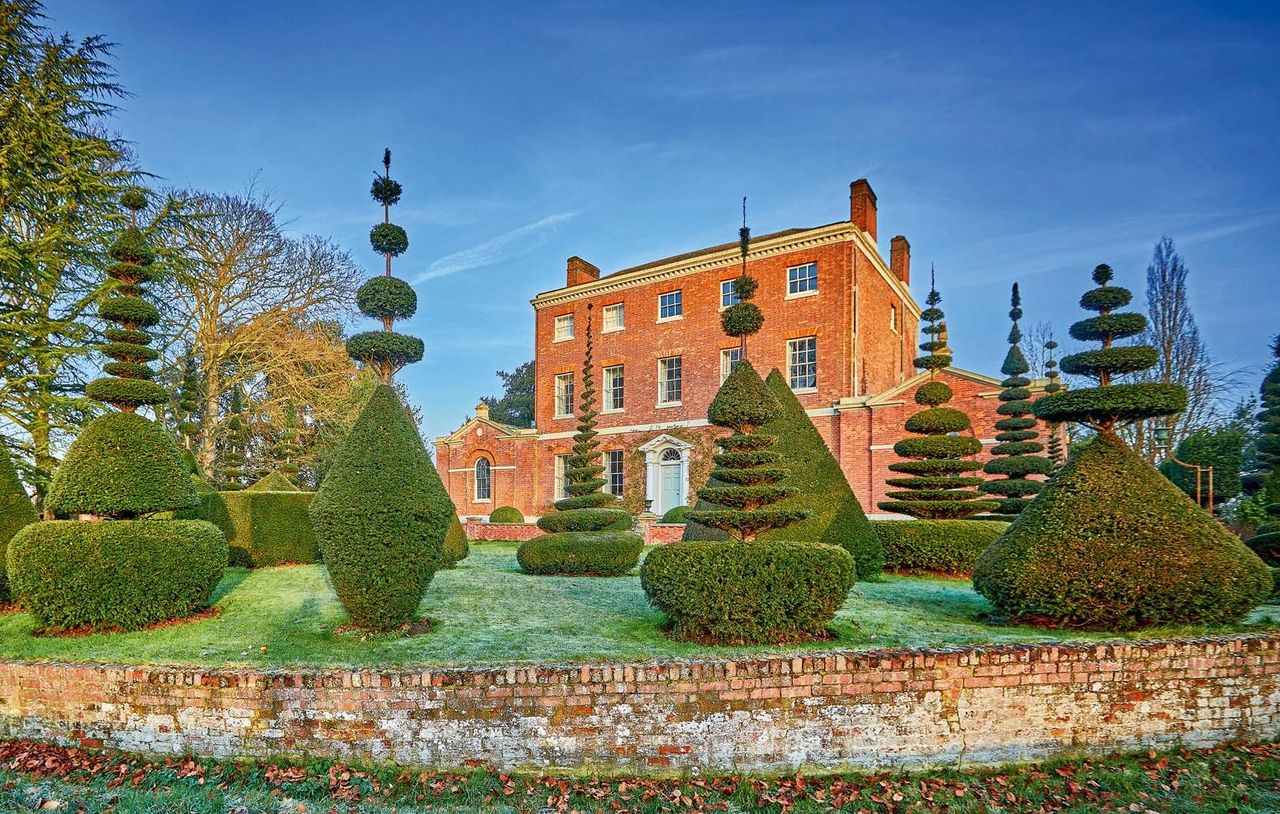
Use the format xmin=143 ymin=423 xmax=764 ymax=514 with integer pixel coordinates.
xmin=604 ymin=449 xmax=624 ymax=497
xmin=474 ymin=457 xmax=492 ymax=502
xmin=786 ymin=262 xmax=818 ymax=299
xmin=603 ymin=364 xmax=625 ymax=413
xmin=553 ymin=373 xmax=574 ymax=418
xmin=720 ymin=347 xmax=741 ymax=384
xmin=657 ymin=290 xmax=683 ymax=322
xmin=657 ymin=356 xmax=682 ymax=406
xmin=889 ymin=303 xmax=898 ymax=333
xmin=554 ymin=454 xmax=570 ymax=500
xmin=719 ymin=279 xmax=740 ymax=310
xmin=553 ymin=313 xmax=574 ymax=342
xmin=787 ymin=336 xmax=818 ymax=392
xmin=601 ymin=302 xmax=625 ymax=333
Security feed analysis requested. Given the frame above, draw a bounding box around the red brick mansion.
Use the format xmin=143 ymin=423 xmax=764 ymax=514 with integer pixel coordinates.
xmin=435 ymin=180 xmax=1024 ymax=519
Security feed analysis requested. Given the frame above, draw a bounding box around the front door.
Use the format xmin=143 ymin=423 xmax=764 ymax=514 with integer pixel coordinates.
xmin=659 ymin=461 xmax=682 ymax=514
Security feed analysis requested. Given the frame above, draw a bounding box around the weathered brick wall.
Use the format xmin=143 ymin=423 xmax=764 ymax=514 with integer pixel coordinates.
xmin=3 ymin=636 xmax=1277 ymax=772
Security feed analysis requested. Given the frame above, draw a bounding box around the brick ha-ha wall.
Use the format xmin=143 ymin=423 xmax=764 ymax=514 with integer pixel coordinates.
xmin=2 ymin=635 xmax=1278 ymax=772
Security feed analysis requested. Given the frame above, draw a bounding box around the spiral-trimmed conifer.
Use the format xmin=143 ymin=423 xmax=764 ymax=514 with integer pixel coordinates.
xmin=175 ymin=352 xmax=202 ymax=443
xmin=220 ymin=386 xmax=248 ymax=490
xmin=271 ymin=403 xmax=303 ymax=477
xmin=878 ymin=275 xmax=997 ymax=519
xmin=1042 ymin=338 xmax=1065 ymax=469
xmin=979 ymin=283 xmax=1053 ymax=515
xmin=346 ymin=149 xmax=424 ymax=383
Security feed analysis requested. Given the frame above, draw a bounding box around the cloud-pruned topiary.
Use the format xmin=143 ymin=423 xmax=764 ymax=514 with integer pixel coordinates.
xmin=309 ymin=384 xmax=454 ymax=630
xmin=975 ymin=264 xmax=1269 ymax=629
xmin=346 ymin=149 xmax=424 ymax=381
xmin=683 ymin=369 xmax=882 ymax=579
xmin=0 ymin=445 xmax=38 ymax=599
xmin=878 ymin=273 xmax=997 ymax=519
xmin=488 ymin=505 xmax=525 ymax=524
xmin=521 ymin=308 xmax=642 ymax=575
xmin=979 ymin=283 xmax=1053 ymax=515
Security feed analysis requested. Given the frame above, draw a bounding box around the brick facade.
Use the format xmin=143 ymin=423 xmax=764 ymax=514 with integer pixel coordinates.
xmin=3 ymin=635 xmax=1277 ymax=772
xmin=436 ymin=179 xmax=1044 ymax=519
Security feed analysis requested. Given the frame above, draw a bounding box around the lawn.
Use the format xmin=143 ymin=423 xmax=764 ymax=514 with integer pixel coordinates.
xmin=0 ymin=542 xmax=1275 ymax=669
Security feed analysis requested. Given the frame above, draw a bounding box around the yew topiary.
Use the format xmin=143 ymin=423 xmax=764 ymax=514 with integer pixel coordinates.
xmin=0 ymin=445 xmax=38 ymax=598
xmin=246 ymin=471 xmax=301 ymax=492
xmin=440 ymin=514 xmax=469 ymax=568
xmin=1042 ymin=339 xmax=1066 ymax=469
xmin=1246 ymin=501 xmax=1280 ymax=566
xmin=1256 ymin=336 xmax=1280 ymax=480
xmin=488 ymin=505 xmax=525 ymax=524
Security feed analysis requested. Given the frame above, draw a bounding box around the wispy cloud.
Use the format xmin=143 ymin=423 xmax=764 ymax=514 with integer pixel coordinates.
xmin=413 ymin=212 xmax=579 ymax=283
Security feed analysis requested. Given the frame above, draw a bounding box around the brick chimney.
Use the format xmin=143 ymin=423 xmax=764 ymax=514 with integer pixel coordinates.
xmin=475 ymin=401 xmax=490 ymax=420
xmin=566 ymin=256 xmax=600 ymax=287
xmin=849 ymin=179 xmax=877 ymax=242
xmin=890 ymin=235 xmax=910 ymax=285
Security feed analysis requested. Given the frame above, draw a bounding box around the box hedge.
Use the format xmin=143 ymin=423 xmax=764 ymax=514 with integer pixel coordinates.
xmin=517 ymin=531 xmax=644 ymax=576
xmin=205 ymin=490 xmax=317 ymax=567
xmin=6 ymin=519 xmax=227 ymax=631
xmin=640 ymin=540 xmax=855 ymax=643
xmin=873 ymin=519 xmax=1007 ymax=576
xmin=488 ymin=506 xmax=524 ymax=524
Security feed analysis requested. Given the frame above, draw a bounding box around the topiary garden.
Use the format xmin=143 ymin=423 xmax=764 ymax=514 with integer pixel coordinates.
xmin=0 ymin=445 xmax=38 ymax=601
xmin=488 ymin=506 xmax=525 ymax=524
xmin=874 ymin=519 xmax=1007 ymax=577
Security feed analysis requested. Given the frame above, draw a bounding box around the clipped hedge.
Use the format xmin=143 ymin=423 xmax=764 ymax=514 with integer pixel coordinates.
xmin=0 ymin=447 xmax=39 ymax=599
xmin=660 ymin=505 xmax=691 ymax=524
xmin=516 ymin=531 xmax=644 ymax=576
xmin=873 ymin=520 xmax=1007 ymax=576
xmin=205 ymin=491 xmax=317 ymax=567
xmin=640 ymin=541 xmax=855 ymax=643
xmin=488 ymin=505 xmax=524 ymax=524
xmin=6 ymin=519 xmax=227 ymax=631
xmin=440 ymin=515 xmax=469 ymax=568
xmin=536 ymin=508 xmax=631 ymax=533
xmin=246 ymin=471 xmax=301 ymax=492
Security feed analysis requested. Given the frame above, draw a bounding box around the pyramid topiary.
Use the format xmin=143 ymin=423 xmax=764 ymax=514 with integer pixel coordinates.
xmin=246 ymin=471 xmax=301 ymax=492
xmin=683 ymin=369 xmax=883 ymax=579
xmin=308 ymin=150 xmax=455 ymax=630
xmin=979 ymin=283 xmax=1053 ymax=515
xmin=642 ymin=205 xmax=855 ymax=643
xmin=8 ymin=190 xmax=227 ymax=631
xmin=878 ymin=273 xmax=998 ymax=519
xmin=1042 ymin=338 xmax=1066 ymax=470
xmin=0 ymin=444 xmax=39 ymax=599
xmin=519 ymin=306 xmax=642 ymax=575
xmin=974 ymin=264 xmax=1270 ymax=629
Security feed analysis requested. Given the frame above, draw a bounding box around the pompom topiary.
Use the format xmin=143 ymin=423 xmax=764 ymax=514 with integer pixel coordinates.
xmin=357 ymin=276 xmax=417 ymax=322
xmin=0 ymin=445 xmax=38 ymax=598
xmin=1042 ymin=339 xmax=1065 ymax=469
xmin=879 ymin=273 xmax=997 ymax=519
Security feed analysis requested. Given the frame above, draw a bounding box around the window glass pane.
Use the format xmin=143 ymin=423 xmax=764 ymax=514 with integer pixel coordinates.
xmin=602 ymin=303 xmax=624 ymax=331
xmin=788 ymin=337 xmax=817 ymax=389
xmin=554 ymin=313 xmax=574 ymax=340
xmin=474 ymin=457 xmax=491 ymax=500
xmin=605 ymin=449 xmax=624 ymax=496
xmin=787 ymin=262 xmax=818 ymax=295
xmin=555 ymin=454 xmax=569 ymax=500
xmin=720 ymin=347 xmax=741 ymax=384
xmin=604 ymin=365 xmax=624 ymax=410
xmin=659 ymin=290 xmax=683 ymax=319
xmin=720 ymin=279 xmax=740 ymax=308
xmin=554 ymin=373 xmax=574 ymax=417
xmin=658 ymin=356 xmax=682 ymax=403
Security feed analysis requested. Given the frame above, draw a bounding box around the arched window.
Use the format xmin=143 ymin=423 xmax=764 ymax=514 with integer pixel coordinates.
xmin=474 ymin=457 xmax=492 ymax=501
xmin=660 ymin=448 xmax=682 ymax=463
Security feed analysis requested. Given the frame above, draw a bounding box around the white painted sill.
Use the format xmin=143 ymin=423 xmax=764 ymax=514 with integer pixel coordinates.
xmin=785 ymin=289 xmax=819 ymax=301
xmin=601 ymin=325 xmax=624 ymax=333
xmin=601 ymin=407 xmax=625 ymax=415
xmin=656 ymin=315 xmax=683 ymax=324
xmin=791 ymin=387 xmax=819 ymax=395
xmin=655 ymin=401 xmax=683 ymax=409
xmin=552 ymin=335 xmax=574 ymax=343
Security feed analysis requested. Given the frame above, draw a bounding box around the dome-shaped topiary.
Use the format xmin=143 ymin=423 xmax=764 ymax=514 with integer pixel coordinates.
xmin=0 ymin=445 xmax=39 ymax=598
xmin=973 ymin=433 xmax=1271 ymax=629
xmin=357 ymin=276 xmax=418 ymax=322
xmin=369 ymin=223 xmax=409 ymax=257
xmin=979 ymin=283 xmax=1053 ymax=515
xmin=308 ymin=384 xmax=455 ymax=630
xmin=345 ymin=330 xmax=424 ymax=369
xmin=488 ymin=505 xmax=524 ymax=524
xmin=879 ymin=273 xmax=997 ymax=519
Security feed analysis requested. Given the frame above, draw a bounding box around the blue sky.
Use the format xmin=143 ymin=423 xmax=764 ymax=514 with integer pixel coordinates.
xmin=52 ymin=0 xmax=1280 ymax=441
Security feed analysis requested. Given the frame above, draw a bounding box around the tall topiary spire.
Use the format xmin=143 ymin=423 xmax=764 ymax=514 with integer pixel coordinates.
xmin=220 ymin=385 xmax=247 ymax=490
xmin=175 ymin=350 xmax=201 ymax=449
xmin=879 ymin=271 xmax=997 ymax=519
xmin=721 ymin=197 xmax=764 ymax=357
xmin=979 ymin=283 xmax=1053 ymax=515
xmin=1042 ymin=338 xmax=1065 ymax=469
xmin=1256 ymin=336 xmax=1280 ymax=481
xmin=346 ymin=149 xmax=424 ymax=384
xmin=271 ymin=402 xmax=303 ymax=478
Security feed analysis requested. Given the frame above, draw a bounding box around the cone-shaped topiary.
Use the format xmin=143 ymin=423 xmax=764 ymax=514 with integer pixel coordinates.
xmin=219 ymin=386 xmax=248 ymax=490
xmin=973 ymin=434 xmax=1271 ymax=629
xmin=270 ymin=403 xmax=303 ymax=477
xmin=0 ymin=444 xmax=39 ymax=599
xmin=979 ymin=283 xmax=1053 ymax=515
xmin=1256 ymin=336 xmax=1280 ymax=480
xmin=683 ymin=369 xmax=882 ymax=578
xmin=309 ymin=384 xmax=454 ymax=629
xmin=976 ymin=264 xmax=1268 ymax=629
xmin=7 ymin=190 xmax=226 ymax=631
xmin=246 ymin=471 xmax=301 ymax=492
xmin=1042 ymin=338 xmax=1065 ymax=470
xmin=521 ymin=307 xmax=641 ymax=575
xmin=879 ymin=273 xmax=998 ymax=519
xmin=440 ymin=514 xmax=469 ymax=568
xmin=346 ymin=149 xmax=424 ymax=382
xmin=176 ymin=351 xmax=201 ymax=445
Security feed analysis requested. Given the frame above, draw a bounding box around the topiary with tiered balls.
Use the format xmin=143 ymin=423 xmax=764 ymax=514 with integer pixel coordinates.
xmin=219 ymin=386 xmax=248 ymax=490
xmin=1042 ymin=338 xmax=1065 ymax=470
xmin=641 ymin=204 xmax=855 ymax=644
xmin=519 ymin=306 xmax=642 ymax=576
xmin=878 ymin=274 xmax=998 ymax=519
xmin=308 ymin=150 xmax=456 ymax=631
xmin=7 ymin=189 xmax=228 ymax=631
xmin=978 ymin=283 xmax=1053 ymax=516
xmin=973 ymin=264 xmax=1270 ymax=629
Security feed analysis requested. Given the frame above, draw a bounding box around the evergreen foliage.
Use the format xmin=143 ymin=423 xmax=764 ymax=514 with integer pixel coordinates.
xmin=488 ymin=506 xmax=525 ymax=524
xmin=879 ymin=275 xmax=997 ymax=519
xmin=979 ymin=284 xmax=1053 ymax=515
xmin=440 ymin=515 xmax=469 ymax=568
xmin=1042 ymin=339 xmax=1065 ymax=469
xmin=0 ymin=445 xmax=39 ymax=598
xmin=1246 ymin=501 xmax=1280 ymax=566
xmin=873 ymin=520 xmax=1007 ymax=577
xmin=308 ymin=384 xmax=454 ymax=630
xmin=204 ymin=490 xmax=316 ymax=567
xmin=246 ymin=471 xmax=301 ymax=492
xmin=269 ymin=403 xmax=303 ymax=477
xmin=522 ymin=309 xmax=642 ymax=575
xmin=219 ymin=386 xmax=248 ymax=490
xmin=660 ymin=505 xmax=691 ymax=524
xmin=480 ymin=361 xmax=535 ymax=428
xmin=1257 ymin=336 xmax=1280 ymax=480
xmin=1159 ymin=425 xmax=1245 ymax=506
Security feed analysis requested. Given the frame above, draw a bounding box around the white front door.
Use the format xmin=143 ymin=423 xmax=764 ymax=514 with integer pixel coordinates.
xmin=659 ymin=462 xmax=682 ymax=514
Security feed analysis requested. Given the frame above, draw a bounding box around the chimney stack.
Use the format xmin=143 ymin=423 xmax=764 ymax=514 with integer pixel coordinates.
xmin=475 ymin=402 xmax=490 ymax=420
xmin=849 ymin=179 xmax=877 ymax=242
xmin=890 ymin=235 xmax=911 ymax=285
xmin=566 ymin=256 xmax=600 ymax=287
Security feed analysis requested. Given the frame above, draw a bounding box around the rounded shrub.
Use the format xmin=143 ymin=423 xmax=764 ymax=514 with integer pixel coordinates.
xmin=973 ymin=434 xmax=1272 ymax=629
xmin=874 ymin=520 xmax=1006 ymax=576
xmin=535 ymin=507 xmax=631 ymax=533
xmin=369 ymin=222 xmax=409 ymax=257
xmin=660 ymin=505 xmax=690 ymax=524
xmin=488 ymin=505 xmax=524 ymax=524
xmin=204 ymin=491 xmax=316 ymax=567
xmin=308 ymin=384 xmax=454 ymax=630
xmin=345 ymin=330 xmax=425 ymax=369
xmin=439 ymin=515 xmax=469 ymax=568
xmin=6 ymin=519 xmax=227 ymax=631
xmin=45 ymin=412 xmax=198 ymax=518
xmin=640 ymin=541 xmax=855 ymax=643
xmin=356 ymin=276 xmax=417 ymax=321
xmin=0 ymin=446 xmax=38 ymax=599
xmin=517 ymin=531 xmax=644 ymax=576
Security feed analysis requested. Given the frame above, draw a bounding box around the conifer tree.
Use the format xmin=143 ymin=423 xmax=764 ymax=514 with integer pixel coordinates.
xmin=270 ymin=402 xmax=303 ymax=478
xmin=879 ymin=273 xmax=997 ymax=519
xmin=1042 ymin=338 xmax=1065 ymax=469
xmin=1256 ymin=336 xmax=1280 ymax=481
xmin=979 ymin=284 xmax=1053 ymax=515
xmin=175 ymin=351 xmax=202 ymax=449
xmin=0 ymin=443 xmax=39 ymax=599
xmin=219 ymin=386 xmax=247 ymax=490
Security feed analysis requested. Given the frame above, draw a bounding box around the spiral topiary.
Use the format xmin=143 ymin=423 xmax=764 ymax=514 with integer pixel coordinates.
xmin=346 ymin=149 xmax=424 ymax=381
xmin=1042 ymin=338 xmax=1065 ymax=469
xmin=974 ymin=263 xmax=1269 ymax=629
xmin=878 ymin=273 xmax=997 ymax=519
xmin=520 ymin=306 xmax=642 ymax=575
xmin=978 ymin=283 xmax=1053 ymax=515
xmin=219 ymin=386 xmax=248 ymax=490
